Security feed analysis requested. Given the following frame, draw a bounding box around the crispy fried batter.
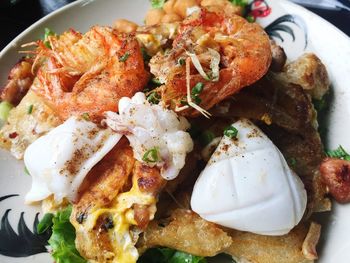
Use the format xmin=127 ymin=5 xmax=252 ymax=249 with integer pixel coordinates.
xmin=139 ymin=194 xmax=318 ymax=263
xmin=0 ymin=90 xmax=61 ymax=159
xmin=225 ymin=223 xmax=315 ymax=263
xmin=72 ymin=138 xmax=166 ymax=262
xmin=275 ymin=53 xmax=330 ymax=99
xmin=302 ymin=222 xmax=321 ymax=260
xmin=138 ymin=209 xmax=232 ymax=257
xmin=1 ymin=57 xmax=34 ymax=105
xmin=72 ymin=138 xmax=135 ymax=262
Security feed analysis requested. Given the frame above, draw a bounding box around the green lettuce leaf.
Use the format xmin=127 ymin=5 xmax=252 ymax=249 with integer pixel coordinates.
xmin=326 ymin=145 xmax=350 ymax=161
xmin=229 ymin=0 xmax=248 ymax=7
xmin=46 ymin=206 xmax=86 ymax=263
xmin=138 ymin=247 xmax=207 ymax=263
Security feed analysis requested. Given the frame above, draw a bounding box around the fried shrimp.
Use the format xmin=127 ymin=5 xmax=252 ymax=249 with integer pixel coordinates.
xmin=150 ymin=8 xmax=271 ymax=117
xmin=31 ymin=26 xmax=149 ymax=122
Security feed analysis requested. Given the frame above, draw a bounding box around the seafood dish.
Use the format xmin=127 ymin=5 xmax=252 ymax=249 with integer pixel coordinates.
xmin=0 ymin=0 xmax=348 ymax=263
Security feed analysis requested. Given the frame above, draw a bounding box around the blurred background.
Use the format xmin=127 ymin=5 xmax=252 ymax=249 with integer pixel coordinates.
xmin=0 ymin=0 xmax=349 ymax=50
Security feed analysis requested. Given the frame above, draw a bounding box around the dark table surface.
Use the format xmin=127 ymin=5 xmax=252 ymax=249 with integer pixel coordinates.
xmin=0 ymin=0 xmax=349 ymax=50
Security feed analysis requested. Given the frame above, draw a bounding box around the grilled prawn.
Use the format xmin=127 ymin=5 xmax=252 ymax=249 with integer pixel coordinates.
xmin=150 ymin=8 xmax=272 ymax=117
xmin=31 ymin=26 xmax=149 ymax=122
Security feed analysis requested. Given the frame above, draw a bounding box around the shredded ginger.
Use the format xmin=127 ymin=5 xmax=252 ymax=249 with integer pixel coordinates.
xmin=105 ymin=92 xmax=194 ymax=180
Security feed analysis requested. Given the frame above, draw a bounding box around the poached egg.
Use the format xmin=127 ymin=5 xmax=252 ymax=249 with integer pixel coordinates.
xmin=24 ymin=116 xmax=122 ymax=203
xmin=191 ymin=119 xmax=307 ymax=236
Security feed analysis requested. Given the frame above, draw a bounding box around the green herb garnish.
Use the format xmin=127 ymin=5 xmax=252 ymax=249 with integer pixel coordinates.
xmin=229 ymin=0 xmax=248 ymax=7
xmin=43 ymin=28 xmax=56 ymax=49
xmin=138 ymin=247 xmax=207 ymax=263
xmin=289 ymin=157 xmax=297 ymax=168
xmin=81 ymin=112 xmax=90 ymax=121
xmin=313 ymin=97 xmax=328 ymax=112
xmin=178 ymin=57 xmax=185 ymax=66
xmin=150 ymin=0 xmax=166 ymax=9
xmin=0 ymin=101 xmax=13 ymax=122
xmin=190 ymin=82 xmax=204 ymax=105
xmin=141 ymin=47 xmax=151 ymax=62
xmin=119 ymin=52 xmax=130 ymax=62
xmin=246 ymin=15 xmax=255 ymax=23
xmin=147 ymin=92 xmax=161 ymax=104
xmin=224 ymin=125 xmax=238 ymax=139
xmin=199 ymin=130 xmax=215 ymax=146
xmin=24 ymin=166 xmax=30 ymax=175
xmin=27 ymin=104 xmax=33 ymax=114
xmin=326 ymin=145 xmax=350 ymax=161
xmin=37 ymin=213 xmax=54 ymax=234
xmin=151 ymin=78 xmax=162 ymax=85
xmin=142 ymin=147 xmax=160 ymax=163
xmin=191 ymin=82 xmax=204 ymax=96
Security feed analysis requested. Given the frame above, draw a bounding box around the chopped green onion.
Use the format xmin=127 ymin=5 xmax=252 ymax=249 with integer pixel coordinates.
xmin=192 ymin=96 xmax=202 ymax=105
xmin=289 ymin=157 xmax=297 ymax=167
xmin=187 ymin=82 xmax=204 ymax=105
xmin=0 ymin=101 xmax=13 ymax=122
xmin=246 ymin=15 xmax=255 ymax=23
xmin=27 ymin=104 xmax=34 ymax=114
xmin=43 ymin=28 xmax=56 ymax=49
xmin=142 ymin=147 xmax=160 ymax=163
xmin=81 ymin=113 xmax=90 ymax=121
xmin=119 ymin=52 xmax=130 ymax=62
xmin=224 ymin=125 xmax=238 ymax=139
xmin=199 ymin=130 xmax=215 ymax=146
xmin=188 ymin=125 xmax=201 ymax=139
xmin=138 ymin=247 xmax=207 ymax=263
xmin=37 ymin=213 xmax=54 ymax=234
xmin=151 ymin=0 xmax=166 ymax=9
xmin=326 ymin=145 xmax=350 ymax=161
xmin=191 ymin=82 xmax=204 ymax=95
xmin=229 ymin=0 xmax=248 ymax=7
xmin=313 ymin=97 xmax=327 ymax=112
xmin=178 ymin=57 xmax=185 ymax=66
xmin=141 ymin=47 xmax=151 ymax=62
xmin=147 ymin=92 xmax=161 ymax=104
xmin=151 ymin=78 xmax=162 ymax=85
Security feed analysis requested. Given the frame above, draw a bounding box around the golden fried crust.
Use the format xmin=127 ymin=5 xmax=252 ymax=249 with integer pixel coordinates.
xmin=276 ymin=53 xmax=330 ymax=100
xmin=0 ymin=90 xmax=61 ymax=159
xmin=1 ymin=57 xmax=34 ymax=105
xmin=139 ymin=207 xmax=318 ymax=263
xmin=72 ymin=138 xmax=166 ymax=262
xmin=74 ymin=138 xmax=135 ymax=210
xmin=138 ymin=209 xmax=232 ymax=257
xmin=72 ymin=138 xmax=135 ymax=261
xmin=225 ymin=224 xmax=316 ymax=263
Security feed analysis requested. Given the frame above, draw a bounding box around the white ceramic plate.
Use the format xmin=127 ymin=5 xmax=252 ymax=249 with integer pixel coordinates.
xmin=0 ymin=0 xmax=350 ymax=262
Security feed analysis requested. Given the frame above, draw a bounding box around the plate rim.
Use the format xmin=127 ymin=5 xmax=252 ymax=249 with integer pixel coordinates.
xmin=0 ymin=0 xmax=350 ymax=262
